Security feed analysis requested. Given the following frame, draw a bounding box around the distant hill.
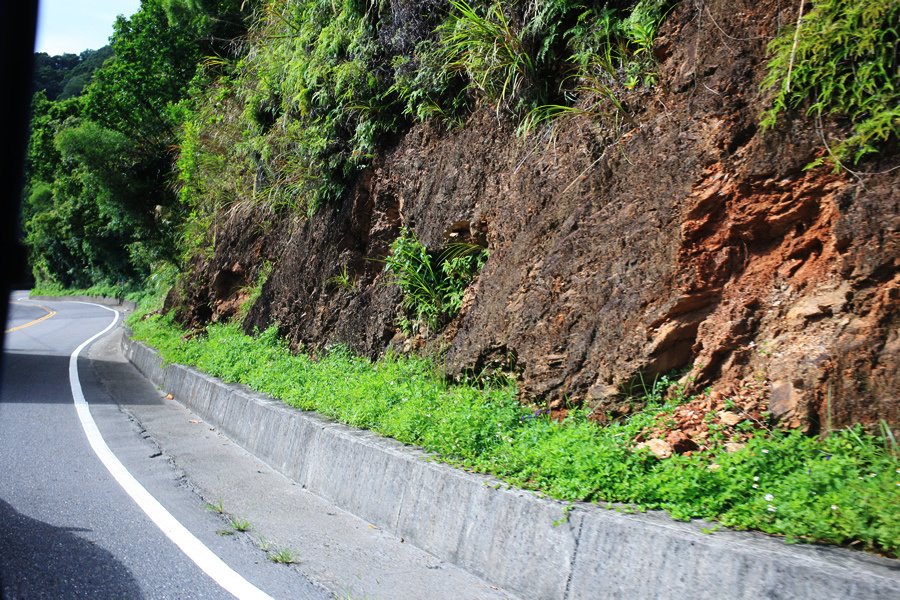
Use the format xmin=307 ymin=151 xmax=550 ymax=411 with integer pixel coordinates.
xmin=32 ymin=46 xmax=113 ymax=100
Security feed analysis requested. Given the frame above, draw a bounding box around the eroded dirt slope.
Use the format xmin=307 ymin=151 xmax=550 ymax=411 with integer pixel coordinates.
xmin=173 ymin=0 xmax=898 ymax=432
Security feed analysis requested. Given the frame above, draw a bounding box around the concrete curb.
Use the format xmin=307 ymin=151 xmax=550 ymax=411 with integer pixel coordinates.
xmin=122 ymin=335 xmax=900 ymax=600
xmin=29 ymin=295 xmax=137 ymax=311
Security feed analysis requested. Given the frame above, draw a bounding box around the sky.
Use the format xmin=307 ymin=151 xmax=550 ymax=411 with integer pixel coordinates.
xmin=35 ymin=0 xmax=143 ymax=55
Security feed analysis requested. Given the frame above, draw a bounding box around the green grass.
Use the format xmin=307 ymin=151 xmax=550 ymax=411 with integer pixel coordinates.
xmin=267 ymin=548 xmax=296 ymax=564
xmin=30 ymin=281 xmax=141 ymax=302
xmin=127 ymin=307 xmax=899 ymax=557
xmin=230 ymin=517 xmax=252 ymax=532
xmin=440 ymin=0 xmax=536 ymax=116
xmin=30 ymin=263 xmax=177 ymax=306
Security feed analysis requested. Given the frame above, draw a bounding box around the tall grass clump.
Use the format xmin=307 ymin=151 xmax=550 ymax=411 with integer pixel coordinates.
xmin=761 ymin=0 xmax=899 ymax=168
xmin=440 ymin=0 xmax=537 ymax=116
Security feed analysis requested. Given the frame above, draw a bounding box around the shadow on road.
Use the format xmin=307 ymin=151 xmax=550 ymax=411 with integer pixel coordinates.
xmin=0 ymin=351 xmax=155 ymax=406
xmin=0 ymin=497 xmax=143 ymax=599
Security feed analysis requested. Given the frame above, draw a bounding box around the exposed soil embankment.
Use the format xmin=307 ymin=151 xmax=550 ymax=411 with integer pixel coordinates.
xmin=172 ymin=0 xmax=898 ymax=432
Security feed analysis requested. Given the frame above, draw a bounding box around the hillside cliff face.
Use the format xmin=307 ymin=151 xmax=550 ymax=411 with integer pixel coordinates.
xmin=172 ymin=0 xmax=898 ymax=433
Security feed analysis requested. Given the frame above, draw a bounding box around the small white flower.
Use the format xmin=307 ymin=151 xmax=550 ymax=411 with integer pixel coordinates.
xmin=753 ymin=476 xmax=759 ymax=482
xmin=761 ymin=449 xmax=769 ymax=454
xmin=767 ymin=505 xmax=777 ymax=512
xmin=831 ymin=505 xmax=838 ymax=511
xmin=765 ymin=494 xmax=774 ymax=501
xmin=751 ymin=484 xmax=759 ymax=489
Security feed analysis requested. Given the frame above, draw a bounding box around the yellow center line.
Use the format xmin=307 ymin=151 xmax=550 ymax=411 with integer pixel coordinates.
xmin=5 ymin=302 xmax=58 ymax=333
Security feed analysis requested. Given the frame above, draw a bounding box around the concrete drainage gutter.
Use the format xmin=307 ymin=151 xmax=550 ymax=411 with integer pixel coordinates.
xmin=122 ymin=335 xmax=900 ymax=600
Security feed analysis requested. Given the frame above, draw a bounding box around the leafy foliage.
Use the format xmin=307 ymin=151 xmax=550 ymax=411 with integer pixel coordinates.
xmin=383 ymin=228 xmax=488 ymax=333
xmin=174 ymin=73 xmax=252 ymax=261
xmin=23 ymin=95 xmax=153 ymax=287
xmin=32 ymin=47 xmax=114 ymax=100
xmin=566 ymin=0 xmax=673 ymax=90
xmin=761 ymin=0 xmax=899 ymax=167
xmin=518 ymin=0 xmax=675 ymax=133
xmin=175 ymin=0 xmax=678 ymax=228
xmin=230 ymin=0 xmax=402 ymax=212
xmin=23 ymin=0 xmax=242 ymax=289
xmin=129 ymin=311 xmax=900 ymax=556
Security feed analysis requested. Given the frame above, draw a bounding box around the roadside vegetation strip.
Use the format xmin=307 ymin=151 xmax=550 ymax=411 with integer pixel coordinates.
xmin=69 ymin=302 xmax=273 ymax=600
xmin=5 ymin=302 xmax=57 ymax=333
xmin=31 ymin=282 xmax=146 ymax=303
xmin=127 ymin=308 xmax=900 ymax=558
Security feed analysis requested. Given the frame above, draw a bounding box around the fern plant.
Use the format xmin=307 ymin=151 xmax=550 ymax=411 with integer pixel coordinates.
xmin=761 ymin=0 xmax=899 ymax=168
xmin=520 ymin=0 xmax=674 ymax=134
xmin=383 ymin=228 xmax=488 ymax=334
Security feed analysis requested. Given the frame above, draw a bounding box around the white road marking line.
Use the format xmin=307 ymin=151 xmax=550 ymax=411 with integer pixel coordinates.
xmin=68 ymin=301 xmax=273 ymax=600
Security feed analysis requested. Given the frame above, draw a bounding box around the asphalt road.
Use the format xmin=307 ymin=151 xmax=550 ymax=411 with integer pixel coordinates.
xmin=0 ymin=295 xmax=329 ymax=600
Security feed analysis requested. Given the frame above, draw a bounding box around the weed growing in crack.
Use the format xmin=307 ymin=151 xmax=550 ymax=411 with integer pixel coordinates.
xmin=327 ymin=263 xmax=356 ymax=292
xmin=256 ymin=537 xmax=272 ymax=552
xmin=230 ymin=518 xmax=252 ymax=532
xmin=552 ymin=503 xmax=576 ymax=527
xmin=268 ymin=548 xmax=296 ymax=564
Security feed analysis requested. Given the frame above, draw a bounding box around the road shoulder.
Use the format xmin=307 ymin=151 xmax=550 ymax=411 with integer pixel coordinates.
xmin=88 ymin=325 xmax=513 ymax=600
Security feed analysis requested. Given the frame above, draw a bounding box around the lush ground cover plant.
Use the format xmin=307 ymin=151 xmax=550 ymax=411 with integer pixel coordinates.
xmin=31 ymin=281 xmax=144 ymax=302
xmin=127 ymin=302 xmax=899 ymax=557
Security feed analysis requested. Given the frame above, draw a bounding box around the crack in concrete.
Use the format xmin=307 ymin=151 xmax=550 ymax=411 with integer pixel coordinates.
xmin=562 ymin=512 xmax=585 ymax=600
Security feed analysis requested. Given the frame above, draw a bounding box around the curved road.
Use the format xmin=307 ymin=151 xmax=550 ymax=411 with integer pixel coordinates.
xmin=0 ymin=295 xmax=328 ymax=599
